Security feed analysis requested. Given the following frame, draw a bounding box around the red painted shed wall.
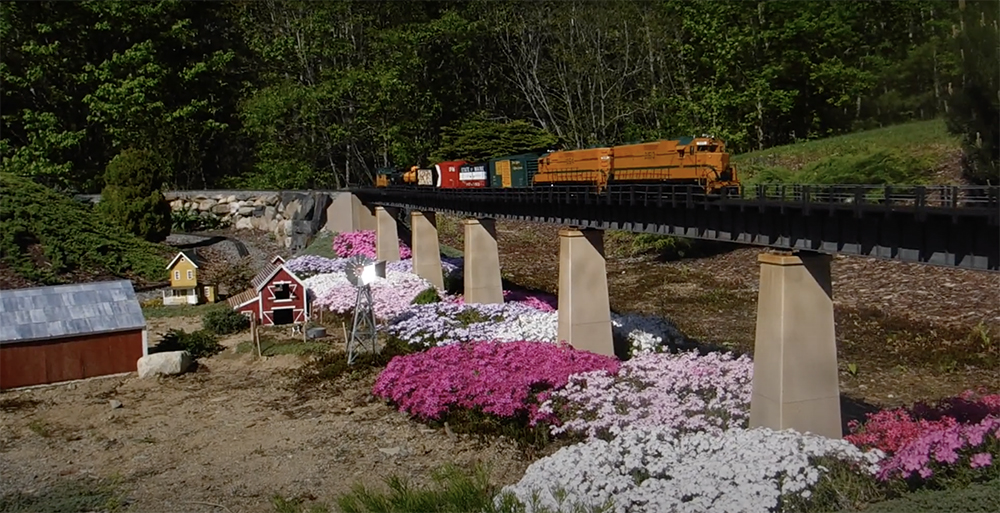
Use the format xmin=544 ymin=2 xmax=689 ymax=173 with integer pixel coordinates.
xmin=0 ymin=329 xmax=144 ymax=390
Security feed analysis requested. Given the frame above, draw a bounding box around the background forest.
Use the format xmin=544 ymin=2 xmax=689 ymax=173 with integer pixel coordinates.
xmin=2 ymin=0 xmax=997 ymax=194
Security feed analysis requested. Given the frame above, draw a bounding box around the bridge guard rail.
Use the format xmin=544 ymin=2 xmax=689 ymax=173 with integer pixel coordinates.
xmin=350 ymin=184 xmax=1000 ymax=271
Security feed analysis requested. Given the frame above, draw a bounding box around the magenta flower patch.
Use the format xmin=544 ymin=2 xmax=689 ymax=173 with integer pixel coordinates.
xmin=371 ymin=341 xmax=620 ymax=425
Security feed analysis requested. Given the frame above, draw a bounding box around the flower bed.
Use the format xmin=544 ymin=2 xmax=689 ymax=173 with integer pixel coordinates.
xmin=333 ymin=230 xmax=412 ymax=259
xmin=305 ymin=270 xmax=437 ymax=321
xmin=496 ymin=426 xmax=884 ymax=513
xmin=540 ymin=350 xmax=754 ymax=440
xmin=846 ymin=390 xmax=1000 ymax=486
xmin=371 ymin=341 xmax=620 ymax=425
xmin=385 ymin=302 xmax=558 ymax=347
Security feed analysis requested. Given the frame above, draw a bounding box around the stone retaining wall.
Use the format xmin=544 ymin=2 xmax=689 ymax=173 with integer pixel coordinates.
xmin=77 ymin=190 xmax=375 ymax=251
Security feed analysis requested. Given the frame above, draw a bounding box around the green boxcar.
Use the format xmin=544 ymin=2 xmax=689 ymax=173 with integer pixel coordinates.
xmin=488 ymin=153 xmax=541 ymax=188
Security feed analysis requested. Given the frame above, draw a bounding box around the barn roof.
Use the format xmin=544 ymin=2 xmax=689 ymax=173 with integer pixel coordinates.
xmin=226 ymin=288 xmax=258 ymax=309
xmin=0 ymin=280 xmax=147 ymax=345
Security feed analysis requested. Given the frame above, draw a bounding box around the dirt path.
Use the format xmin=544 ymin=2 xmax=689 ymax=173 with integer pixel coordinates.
xmin=0 ymin=318 xmax=530 ymax=513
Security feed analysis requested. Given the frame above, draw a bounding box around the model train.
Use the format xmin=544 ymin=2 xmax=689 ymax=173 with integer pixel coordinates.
xmin=375 ymin=136 xmax=740 ymax=194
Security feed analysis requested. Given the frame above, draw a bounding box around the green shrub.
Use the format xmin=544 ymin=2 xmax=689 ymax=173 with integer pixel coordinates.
xmin=153 ymin=328 xmax=224 ymax=359
xmin=202 ymin=307 xmax=250 ymax=335
xmin=95 ymin=148 xmax=172 ymax=242
xmin=171 ymin=207 xmax=227 ymax=232
xmin=411 ymin=287 xmax=441 ymax=305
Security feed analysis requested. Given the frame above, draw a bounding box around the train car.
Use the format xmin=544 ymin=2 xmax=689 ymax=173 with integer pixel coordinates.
xmin=532 ymin=147 xmax=614 ymax=191
xmin=489 ymin=153 xmax=540 ymax=188
xmin=375 ymin=167 xmax=398 ymax=187
xmin=611 ymin=136 xmax=738 ymax=193
xmin=459 ymin=161 xmax=489 ymax=188
xmin=401 ymin=165 xmax=437 ymax=186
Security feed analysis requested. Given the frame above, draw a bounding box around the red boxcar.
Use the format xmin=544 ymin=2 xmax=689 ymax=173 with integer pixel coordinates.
xmin=434 ymin=160 xmax=485 ymax=188
xmin=458 ymin=162 xmax=489 ymax=188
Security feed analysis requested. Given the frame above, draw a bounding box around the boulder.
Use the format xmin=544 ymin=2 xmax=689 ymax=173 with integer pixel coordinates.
xmin=198 ymin=199 xmax=218 ymax=211
xmin=235 ymin=217 xmax=254 ymax=231
xmin=225 ymin=194 xmax=237 ymax=204
xmin=137 ymin=351 xmax=192 ymax=378
xmin=238 ymin=206 xmax=254 ymax=216
xmin=263 ymin=206 xmax=276 ymax=222
xmin=211 ymin=204 xmax=230 ymax=215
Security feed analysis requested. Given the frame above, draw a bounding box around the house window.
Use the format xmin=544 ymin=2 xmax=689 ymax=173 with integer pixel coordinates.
xmin=273 ymin=283 xmax=291 ymax=300
xmin=174 ymin=270 xmax=180 ymax=280
xmin=187 ymin=270 xmax=193 ymax=280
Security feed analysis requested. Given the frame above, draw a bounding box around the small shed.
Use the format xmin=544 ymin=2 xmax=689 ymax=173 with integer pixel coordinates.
xmin=226 ymin=256 xmax=308 ymax=326
xmin=0 ymin=280 xmax=148 ymax=390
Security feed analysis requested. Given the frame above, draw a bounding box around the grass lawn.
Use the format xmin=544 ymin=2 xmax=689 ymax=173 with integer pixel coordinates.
xmin=732 ymin=119 xmax=962 ymax=185
xmin=141 ymin=302 xmax=224 ymax=319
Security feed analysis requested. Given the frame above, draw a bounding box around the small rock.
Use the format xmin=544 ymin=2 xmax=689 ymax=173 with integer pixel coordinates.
xmin=378 ymin=446 xmax=404 ymax=456
xmin=109 ymin=400 xmax=122 ymax=409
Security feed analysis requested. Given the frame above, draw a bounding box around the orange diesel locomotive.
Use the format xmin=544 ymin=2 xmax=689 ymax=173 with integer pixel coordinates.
xmin=532 ymin=136 xmax=738 ymax=193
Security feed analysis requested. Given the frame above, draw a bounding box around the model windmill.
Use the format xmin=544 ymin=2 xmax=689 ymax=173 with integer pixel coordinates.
xmin=344 ymin=255 xmax=386 ymax=365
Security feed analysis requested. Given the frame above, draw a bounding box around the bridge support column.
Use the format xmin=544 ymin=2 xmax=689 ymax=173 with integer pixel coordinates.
xmin=750 ymin=252 xmax=842 ymax=439
xmin=556 ymin=228 xmax=614 ymax=357
xmin=411 ymin=211 xmax=444 ymax=289
xmin=323 ymin=193 xmax=375 ymax=234
xmin=375 ymin=206 xmax=401 ymax=262
xmin=463 ymin=218 xmax=503 ymax=304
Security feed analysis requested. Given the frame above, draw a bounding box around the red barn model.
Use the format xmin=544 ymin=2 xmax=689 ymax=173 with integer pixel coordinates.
xmin=226 ymin=256 xmax=309 ymax=326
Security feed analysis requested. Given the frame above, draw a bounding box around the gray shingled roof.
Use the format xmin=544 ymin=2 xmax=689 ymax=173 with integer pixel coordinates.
xmin=0 ymin=280 xmax=146 ymax=345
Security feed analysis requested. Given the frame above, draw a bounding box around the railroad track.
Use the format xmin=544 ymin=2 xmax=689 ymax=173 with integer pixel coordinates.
xmin=170 ymin=232 xmax=250 ymax=258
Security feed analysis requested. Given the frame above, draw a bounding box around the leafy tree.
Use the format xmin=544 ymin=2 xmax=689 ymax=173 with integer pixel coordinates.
xmin=95 ymin=148 xmax=172 ymax=242
xmin=946 ymin=0 xmax=999 ymax=184
xmin=432 ymin=117 xmax=559 ymax=162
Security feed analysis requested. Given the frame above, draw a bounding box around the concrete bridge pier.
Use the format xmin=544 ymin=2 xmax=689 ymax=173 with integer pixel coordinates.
xmin=375 ymin=206 xmax=401 ymax=262
xmin=325 ymin=193 xmax=375 ymax=233
xmin=749 ymin=251 xmax=842 ymax=439
xmin=463 ymin=218 xmax=504 ymax=304
xmin=556 ymin=228 xmax=614 ymax=357
xmin=411 ymin=211 xmax=444 ymax=289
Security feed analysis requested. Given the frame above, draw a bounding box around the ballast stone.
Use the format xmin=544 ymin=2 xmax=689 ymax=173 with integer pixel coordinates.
xmin=137 ymin=351 xmax=193 ymax=378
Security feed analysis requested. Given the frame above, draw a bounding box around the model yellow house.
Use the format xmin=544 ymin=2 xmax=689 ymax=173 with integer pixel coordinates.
xmin=163 ymin=250 xmax=217 ymax=305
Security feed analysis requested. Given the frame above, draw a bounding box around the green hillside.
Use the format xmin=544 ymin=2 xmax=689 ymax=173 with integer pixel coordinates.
xmin=733 ymin=119 xmax=964 ymax=185
xmin=0 ymin=172 xmax=171 ymax=287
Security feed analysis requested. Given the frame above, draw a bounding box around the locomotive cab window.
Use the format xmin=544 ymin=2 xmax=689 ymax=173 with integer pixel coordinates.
xmin=273 ymin=283 xmax=291 ymax=300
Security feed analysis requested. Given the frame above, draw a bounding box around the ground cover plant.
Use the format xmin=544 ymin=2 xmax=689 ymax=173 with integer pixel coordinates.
xmin=283 ymin=230 xmax=999 ymax=512
xmin=846 ymin=390 xmax=1000 ymax=488
xmin=0 ymin=172 xmax=170 ymax=286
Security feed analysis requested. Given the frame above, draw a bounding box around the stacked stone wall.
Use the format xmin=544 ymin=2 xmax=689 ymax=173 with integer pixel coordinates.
xmin=76 ymin=189 xmax=354 ymax=251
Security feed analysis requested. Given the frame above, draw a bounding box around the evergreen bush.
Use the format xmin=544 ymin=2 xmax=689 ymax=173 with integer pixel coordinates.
xmin=202 ymin=307 xmax=250 ymax=335
xmin=0 ymin=172 xmax=169 ymax=284
xmin=95 ymin=148 xmax=172 ymax=242
xmin=153 ymin=328 xmax=224 ymax=359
